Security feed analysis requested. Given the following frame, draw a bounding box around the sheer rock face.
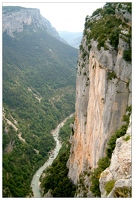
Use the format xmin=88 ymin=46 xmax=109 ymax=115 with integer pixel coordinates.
xmin=2 ymin=6 xmax=65 ymax=43
xmin=67 ymin=32 xmax=131 ymax=184
xmin=99 ymin=116 xmax=132 ymax=197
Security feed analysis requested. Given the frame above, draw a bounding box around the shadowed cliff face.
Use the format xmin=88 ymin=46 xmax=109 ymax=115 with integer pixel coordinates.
xmin=67 ymin=3 xmax=131 ymax=185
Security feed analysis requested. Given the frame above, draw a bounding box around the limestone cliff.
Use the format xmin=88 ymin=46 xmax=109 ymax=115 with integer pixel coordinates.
xmin=99 ymin=115 xmax=132 ymax=197
xmin=2 ymin=6 xmax=65 ymax=43
xmin=67 ymin=2 xmax=132 ymax=192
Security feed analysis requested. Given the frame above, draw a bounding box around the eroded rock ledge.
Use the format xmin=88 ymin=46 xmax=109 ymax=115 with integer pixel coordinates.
xmin=99 ymin=116 xmax=132 ymax=197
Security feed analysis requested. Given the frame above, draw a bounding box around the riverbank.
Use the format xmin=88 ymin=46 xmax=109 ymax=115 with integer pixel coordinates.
xmin=31 ymin=114 xmax=74 ymax=197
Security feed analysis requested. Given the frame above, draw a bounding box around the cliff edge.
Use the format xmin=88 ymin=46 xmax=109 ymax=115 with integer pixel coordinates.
xmin=67 ymin=3 xmax=132 ymax=197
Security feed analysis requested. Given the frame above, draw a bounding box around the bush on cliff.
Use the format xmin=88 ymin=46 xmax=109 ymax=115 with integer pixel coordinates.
xmin=90 ymin=106 xmax=131 ymax=197
xmin=90 ymin=156 xmax=110 ymax=197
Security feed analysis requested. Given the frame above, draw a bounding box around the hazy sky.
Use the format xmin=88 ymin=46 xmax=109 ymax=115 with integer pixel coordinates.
xmin=2 ymin=0 xmax=106 ymax=32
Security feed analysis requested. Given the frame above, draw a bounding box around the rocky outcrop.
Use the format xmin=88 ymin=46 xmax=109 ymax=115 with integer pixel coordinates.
xmin=67 ymin=2 xmax=131 ymax=187
xmin=99 ymin=116 xmax=132 ymax=197
xmin=2 ymin=6 xmax=65 ymax=43
xmin=115 ymin=3 xmax=132 ymax=26
xmin=44 ymin=189 xmax=53 ymax=198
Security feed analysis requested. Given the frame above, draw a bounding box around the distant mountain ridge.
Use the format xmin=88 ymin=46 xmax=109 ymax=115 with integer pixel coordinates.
xmin=2 ymin=6 xmax=67 ymax=44
xmin=58 ymin=31 xmax=82 ymax=49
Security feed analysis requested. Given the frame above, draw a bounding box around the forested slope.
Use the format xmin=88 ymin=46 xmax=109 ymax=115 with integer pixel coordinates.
xmin=2 ymin=6 xmax=78 ymax=197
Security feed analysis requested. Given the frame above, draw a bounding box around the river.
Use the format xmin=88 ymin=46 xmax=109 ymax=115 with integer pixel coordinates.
xmin=31 ymin=114 xmax=74 ymax=197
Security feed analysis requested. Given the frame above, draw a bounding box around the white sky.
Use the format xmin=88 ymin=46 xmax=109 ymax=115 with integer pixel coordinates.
xmin=2 ymin=0 xmax=106 ymax=32
xmin=3 ymin=0 xmax=132 ymax=32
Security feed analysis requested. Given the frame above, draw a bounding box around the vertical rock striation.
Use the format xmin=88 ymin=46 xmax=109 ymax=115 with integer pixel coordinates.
xmin=67 ymin=3 xmax=132 ymax=186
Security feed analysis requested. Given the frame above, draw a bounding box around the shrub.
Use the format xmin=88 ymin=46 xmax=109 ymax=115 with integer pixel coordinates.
xmin=90 ymin=167 xmax=101 ymax=197
xmin=106 ymin=104 xmax=131 ymax=159
xmin=126 ymin=105 xmax=132 ymax=114
xmin=103 ymin=7 xmax=115 ymax=15
xmin=97 ymin=38 xmax=105 ymax=50
xmin=90 ymin=156 xmax=110 ymax=197
xmin=123 ymin=135 xmax=130 ymax=141
xmin=106 ymin=124 xmax=128 ymax=158
xmin=82 ymin=63 xmax=85 ymax=68
xmin=107 ymin=71 xmax=117 ymax=80
xmin=114 ymin=187 xmax=132 ymax=197
xmin=79 ymin=44 xmax=84 ymax=51
xmin=84 ymin=21 xmax=93 ymax=30
xmin=91 ymin=8 xmax=102 ymax=17
xmin=123 ymin=49 xmax=131 ymax=62
xmin=122 ymin=114 xmax=130 ymax=124
xmin=98 ymin=157 xmax=110 ymax=171
xmin=109 ymin=28 xmax=120 ymax=50
xmin=88 ymin=44 xmax=92 ymax=51
xmin=104 ymin=44 xmax=109 ymax=50
xmin=82 ymin=51 xmax=87 ymax=59
xmin=105 ymin=180 xmax=116 ymax=194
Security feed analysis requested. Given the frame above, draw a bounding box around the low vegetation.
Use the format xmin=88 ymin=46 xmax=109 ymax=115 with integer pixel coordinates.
xmin=83 ymin=3 xmax=131 ymax=54
xmin=114 ymin=186 xmax=131 ymax=197
xmin=107 ymin=71 xmax=117 ymax=80
xmin=105 ymin=180 xmax=116 ymax=194
xmin=90 ymin=106 xmax=131 ymax=197
xmin=123 ymin=49 xmax=131 ymax=62
xmin=123 ymin=135 xmax=130 ymax=141
xmin=106 ymin=105 xmax=131 ymax=158
xmin=90 ymin=157 xmax=110 ymax=196
xmin=3 ymin=9 xmax=78 ymax=197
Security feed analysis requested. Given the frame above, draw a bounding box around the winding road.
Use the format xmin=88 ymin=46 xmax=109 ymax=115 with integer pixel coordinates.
xmin=31 ymin=114 xmax=73 ymax=197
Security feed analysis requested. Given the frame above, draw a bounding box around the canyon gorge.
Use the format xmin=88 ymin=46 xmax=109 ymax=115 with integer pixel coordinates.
xmin=2 ymin=3 xmax=132 ymax=198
